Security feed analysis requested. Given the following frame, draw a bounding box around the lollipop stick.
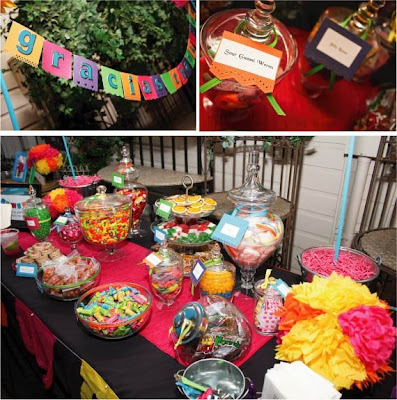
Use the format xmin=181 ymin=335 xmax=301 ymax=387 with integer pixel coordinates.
xmin=334 ymin=136 xmax=356 ymax=262
xmin=62 ymin=136 xmax=77 ymax=180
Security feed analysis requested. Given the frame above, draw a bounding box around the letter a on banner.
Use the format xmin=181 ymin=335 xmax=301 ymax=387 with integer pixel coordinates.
xmin=138 ymin=76 xmax=158 ymax=101
xmin=3 ymin=22 xmax=44 ymax=67
xmin=73 ymin=55 xmax=98 ymax=91
xmin=42 ymin=41 xmax=72 ymax=80
xmin=120 ymin=73 xmax=141 ymax=101
xmin=101 ymin=66 xmax=124 ymax=98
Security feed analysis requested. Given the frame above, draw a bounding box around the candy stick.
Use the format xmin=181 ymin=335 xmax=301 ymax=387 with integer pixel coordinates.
xmin=334 ymin=137 xmax=356 ymax=262
xmin=62 ymin=136 xmax=76 ymax=180
xmin=0 ymin=70 xmax=20 ymax=130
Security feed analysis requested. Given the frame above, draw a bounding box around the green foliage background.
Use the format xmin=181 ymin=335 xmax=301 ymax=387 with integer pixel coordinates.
xmin=5 ymin=0 xmax=188 ymax=129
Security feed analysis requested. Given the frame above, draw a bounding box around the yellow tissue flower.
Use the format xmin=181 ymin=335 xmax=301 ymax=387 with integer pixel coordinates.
xmin=55 ymin=153 xmax=63 ymax=168
xmin=35 ymin=159 xmax=51 ymax=175
xmin=49 ymin=188 xmax=66 ymax=201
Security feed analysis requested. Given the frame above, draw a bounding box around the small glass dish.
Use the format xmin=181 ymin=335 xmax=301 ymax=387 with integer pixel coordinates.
xmin=75 ymin=282 xmax=152 ymax=339
xmin=35 ymin=257 xmax=101 ymax=301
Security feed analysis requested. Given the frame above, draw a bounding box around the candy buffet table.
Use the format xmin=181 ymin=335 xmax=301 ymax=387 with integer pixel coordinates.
xmin=1 ymin=219 xmax=396 ymax=399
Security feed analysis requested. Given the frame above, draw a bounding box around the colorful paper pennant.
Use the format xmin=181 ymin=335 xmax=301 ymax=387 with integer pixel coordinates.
xmin=184 ymin=49 xmax=196 ymax=68
xmin=169 ymin=67 xmax=183 ymax=91
xmin=151 ymin=74 xmax=169 ymax=98
xmin=177 ymin=62 xmax=189 ymax=85
xmin=73 ymin=55 xmax=98 ymax=91
xmin=42 ymin=40 xmax=72 ymax=79
xmin=3 ymin=21 xmax=44 ymax=67
xmin=187 ymin=39 xmax=196 ymax=58
xmin=189 ymin=31 xmax=196 ymax=48
xmin=101 ymin=66 xmax=124 ymax=97
xmin=138 ymin=75 xmax=158 ymax=100
xmin=160 ymin=71 xmax=177 ymax=95
xmin=120 ymin=72 xmax=141 ymax=101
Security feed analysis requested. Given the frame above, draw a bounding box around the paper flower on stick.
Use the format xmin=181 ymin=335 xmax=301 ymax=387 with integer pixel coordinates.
xmin=27 ymin=144 xmax=63 ymax=175
xmin=275 ymin=273 xmax=396 ymax=391
xmin=43 ymin=188 xmax=82 ymax=218
xmin=0 ymin=0 xmax=17 ymax=13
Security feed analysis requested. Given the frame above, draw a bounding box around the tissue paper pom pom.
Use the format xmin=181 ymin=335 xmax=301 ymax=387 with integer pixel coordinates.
xmin=276 ymin=313 xmax=367 ymax=390
xmin=292 ymin=272 xmax=385 ymax=315
xmin=65 ymin=189 xmax=83 ymax=212
xmin=35 ymin=159 xmax=51 ymax=175
xmin=44 ymin=188 xmax=82 ymax=217
xmin=338 ymin=306 xmax=397 ymax=371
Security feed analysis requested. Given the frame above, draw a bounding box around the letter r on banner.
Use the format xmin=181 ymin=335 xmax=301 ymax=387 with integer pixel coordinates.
xmin=120 ymin=73 xmax=141 ymax=101
xmin=42 ymin=41 xmax=72 ymax=80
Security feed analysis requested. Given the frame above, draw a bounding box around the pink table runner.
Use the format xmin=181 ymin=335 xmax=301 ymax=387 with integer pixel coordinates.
xmin=18 ymin=232 xmax=272 ymax=366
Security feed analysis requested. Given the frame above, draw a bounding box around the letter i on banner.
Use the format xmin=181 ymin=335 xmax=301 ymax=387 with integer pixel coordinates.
xmin=120 ymin=73 xmax=141 ymax=101
xmin=73 ymin=55 xmax=98 ymax=91
xmin=138 ymin=76 xmax=158 ymax=100
xmin=3 ymin=22 xmax=44 ymax=67
xmin=42 ymin=41 xmax=72 ymax=79
xmin=151 ymin=74 xmax=168 ymax=98
xmin=101 ymin=66 xmax=124 ymax=98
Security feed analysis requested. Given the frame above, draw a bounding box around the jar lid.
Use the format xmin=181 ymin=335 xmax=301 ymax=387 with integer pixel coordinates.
xmin=114 ymin=145 xmax=140 ymax=183
xmin=228 ymin=151 xmax=276 ymax=206
xmin=25 ymin=185 xmax=44 ymax=206
xmin=173 ymin=302 xmax=205 ymax=344
xmin=74 ymin=185 xmax=131 ymax=212
xmin=157 ymin=241 xmax=181 ymax=267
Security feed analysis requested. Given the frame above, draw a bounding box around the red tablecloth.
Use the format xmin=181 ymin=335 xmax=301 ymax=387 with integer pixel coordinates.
xmin=200 ymin=27 xmax=378 ymax=131
xmin=19 ymin=232 xmax=272 ymax=367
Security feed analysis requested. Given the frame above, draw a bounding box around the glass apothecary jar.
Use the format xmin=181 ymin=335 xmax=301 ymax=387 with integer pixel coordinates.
xmin=74 ymin=185 xmax=132 ymax=262
xmin=23 ymin=186 xmax=51 ymax=242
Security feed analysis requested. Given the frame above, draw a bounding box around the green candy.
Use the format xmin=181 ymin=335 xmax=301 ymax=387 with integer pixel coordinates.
xmin=25 ymin=208 xmax=51 ymax=240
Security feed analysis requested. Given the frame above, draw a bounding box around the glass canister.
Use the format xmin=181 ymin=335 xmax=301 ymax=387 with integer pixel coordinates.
xmin=113 ymin=145 xmax=148 ymax=238
xmin=149 ymin=241 xmax=184 ymax=309
xmin=199 ymin=248 xmax=236 ymax=300
xmin=171 ymin=295 xmax=252 ymax=366
xmin=223 ymin=151 xmax=284 ymax=296
xmin=23 ymin=186 xmax=52 ymax=242
xmin=254 ymin=279 xmax=283 ymax=336
xmin=57 ymin=207 xmax=83 ymax=252
xmin=74 ymin=185 xmax=132 ymax=262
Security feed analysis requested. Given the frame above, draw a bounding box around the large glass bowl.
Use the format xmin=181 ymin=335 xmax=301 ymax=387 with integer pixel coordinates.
xmin=75 ymin=282 xmax=152 ymax=339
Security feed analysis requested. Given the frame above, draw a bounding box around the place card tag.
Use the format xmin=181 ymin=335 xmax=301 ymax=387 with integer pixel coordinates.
xmin=143 ymin=252 xmax=163 ymax=269
xmin=153 ymin=227 xmax=167 ymax=244
xmin=210 ymin=31 xmax=282 ymax=94
xmin=211 ymin=214 xmax=248 ymax=248
xmin=272 ymin=278 xmax=291 ymax=298
xmin=190 ymin=259 xmax=207 ymax=286
xmin=305 ymin=18 xmax=372 ymax=80
xmin=16 ymin=262 xmax=37 ymax=278
xmin=111 ymin=172 xmax=125 ymax=188
xmin=25 ymin=216 xmax=40 ymax=230
xmin=54 ymin=216 xmax=68 ymax=225
xmin=156 ymin=199 xmax=173 ymax=219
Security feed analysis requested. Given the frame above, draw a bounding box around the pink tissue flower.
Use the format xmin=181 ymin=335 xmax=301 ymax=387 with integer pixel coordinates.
xmin=338 ymin=305 xmax=397 ymax=371
xmin=59 ymin=175 xmax=101 ymax=187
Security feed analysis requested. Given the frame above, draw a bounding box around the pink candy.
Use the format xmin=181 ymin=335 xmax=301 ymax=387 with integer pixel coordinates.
xmin=302 ymin=248 xmax=376 ymax=281
xmin=59 ymin=175 xmax=101 ymax=187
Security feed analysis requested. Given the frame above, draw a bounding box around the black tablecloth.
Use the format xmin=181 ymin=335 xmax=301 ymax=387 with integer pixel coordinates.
xmin=1 ymin=217 xmax=396 ymax=399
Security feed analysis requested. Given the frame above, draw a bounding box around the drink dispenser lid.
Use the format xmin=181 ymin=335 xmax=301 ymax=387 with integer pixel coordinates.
xmin=173 ymin=302 xmax=205 ymax=345
xmin=114 ymin=145 xmax=140 ymax=183
xmin=228 ymin=151 xmax=276 ymax=206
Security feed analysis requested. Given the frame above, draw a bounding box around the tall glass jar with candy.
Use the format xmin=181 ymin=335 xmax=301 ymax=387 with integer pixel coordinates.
xmin=23 ymin=186 xmax=51 ymax=242
xmin=223 ymin=151 xmax=284 ymax=296
xmin=113 ymin=145 xmax=148 ymax=238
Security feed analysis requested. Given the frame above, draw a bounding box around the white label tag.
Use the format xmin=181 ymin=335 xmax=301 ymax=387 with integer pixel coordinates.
xmin=54 ymin=216 xmax=68 ymax=225
xmin=27 ymin=220 xmax=36 ymax=227
xmin=214 ymin=38 xmax=281 ymax=81
xmin=159 ymin=203 xmax=171 ymax=212
xmin=113 ymin=175 xmax=122 ymax=184
xmin=316 ymin=27 xmax=361 ymax=68
xmin=220 ymin=223 xmax=240 ymax=239
xmin=155 ymin=229 xmax=166 ymax=242
xmin=144 ymin=252 xmax=163 ymax=267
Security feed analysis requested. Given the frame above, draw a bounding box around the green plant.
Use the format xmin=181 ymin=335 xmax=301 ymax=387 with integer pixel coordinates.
xmin=5 ymin=0 xmax=188 ymax=129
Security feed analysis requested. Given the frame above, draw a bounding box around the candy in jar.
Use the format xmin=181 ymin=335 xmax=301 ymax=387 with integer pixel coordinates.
xmin=253 ymin=275 xmax=283 ymax=336
xmin=171 ymin=295 xmax=251 ymax=366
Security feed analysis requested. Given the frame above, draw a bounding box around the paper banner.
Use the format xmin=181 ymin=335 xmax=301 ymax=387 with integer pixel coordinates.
xmin=160 ymin=71 xmax=177 ymax=95
xmin=138 ymin=76 xmax=158 ymax=100
xmin=169 ymin=67 xmax=183 ymax=91
xmin=101 ymin=66 xmax=124 ymax=97
xmin=177 ymin=62 xmax=189 ymax=84
xmin=188 ymin=2 xmax=196 ymax=20
xmin=3 ymin=21 xmax=44 ymax=67
xmin=151 ymin=74 xmax=169 ymax=98
xmin=189 ymin=24 xmax=196 ymax=37
xmin=171 ymin=0 xmax=189 ymax=7
xmin=120 ymin=72 xmax=141 ymax=101
xmin=73 ymin=55 xmax=98 ymax=91
xmin=42 ymin=40 xmax=72 ymax=80
xmin=184 ymin=49 xmax=196 ymax=68
xmin=189 ymin=31 xmax=196 ymax=48
xmin=181 ymin=58 xmax=192 ymax=79
xmin=188 ymin=14 xmax=196 ymax=29
xmin=187 ymin=39 xmax=196 ymax=58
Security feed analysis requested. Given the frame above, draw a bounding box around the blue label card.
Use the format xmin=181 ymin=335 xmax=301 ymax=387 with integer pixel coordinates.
xmin=211 ymin=214 xmax=248 ymax=248
xmin=16 ymin=263 xmax=37 ymax=278
xmin=272 ymin=278 xmax=291 ymax=298
xmin=111 ymin=172 xmax=125 ymax=188
xmin=305 ymin=18 xmax=372 ymax=80
xmin=190 ymin=259 xmax=207 ymax=286
xmin=156 ymin=199 xmax=173 ymax=219
xmin=154 ymin=227 xmax=168 ymax=244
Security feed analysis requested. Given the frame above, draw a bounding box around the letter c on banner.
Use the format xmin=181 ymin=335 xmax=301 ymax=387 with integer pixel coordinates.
xmin=108 ymin=74 xmax=118 ymax=89
xmin=17 ymin=29 xmax=37 ymax=55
